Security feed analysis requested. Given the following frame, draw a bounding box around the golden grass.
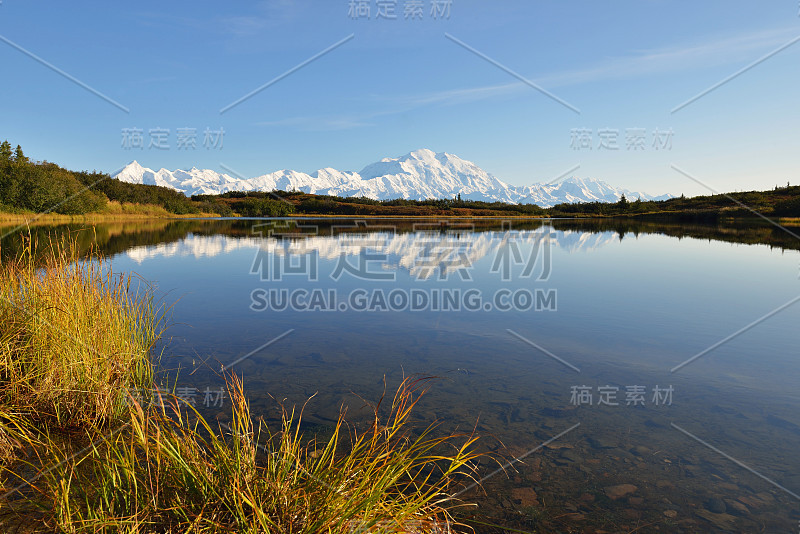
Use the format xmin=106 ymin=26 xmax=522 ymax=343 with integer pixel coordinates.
xmin=0 ymin=201 xmax=221 ymax=224
xmin=0 ymin=410 xmax=29 ymax=465
xmin=0 ymin=234 xmax=164 ymax=429
xmin=0 ymin=236 xmax=482 ymax=533
xmin=3 ymin=376 xmax=480 ymax=533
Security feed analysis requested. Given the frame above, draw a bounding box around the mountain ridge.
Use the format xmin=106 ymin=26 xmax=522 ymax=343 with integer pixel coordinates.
xmin=113 ymin=149 xmax=672 ymax=208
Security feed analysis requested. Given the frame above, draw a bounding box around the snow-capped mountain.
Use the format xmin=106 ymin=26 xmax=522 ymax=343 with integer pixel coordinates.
xmin=112 ymin=149 xmax=671 ymax=207
xmin=125 ymin=228 xmax=619 ymax=271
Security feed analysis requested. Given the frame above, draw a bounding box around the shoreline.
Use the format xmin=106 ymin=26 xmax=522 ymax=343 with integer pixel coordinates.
xmin=0 ymin=211 xmax=222 ymax=225
xmin=2 ymin=211 xmax=798 ymax=226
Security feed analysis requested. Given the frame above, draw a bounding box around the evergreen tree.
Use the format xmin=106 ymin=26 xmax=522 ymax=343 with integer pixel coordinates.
xmin=14 ymin=144 xmax=28 ymax=163
xmin=0 ymin=140 xmax=11 ymax=162
xmin=0 ymin=141 xmax=17 ymax=206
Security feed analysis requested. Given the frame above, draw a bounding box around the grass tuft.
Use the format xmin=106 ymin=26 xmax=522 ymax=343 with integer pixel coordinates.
xmin=0 ymin=233 xmax=163 ymax=429
xmin=30 ymin=375 xmax=479 ymax=533
xmin=0 ymin=233 xmax=482 ymax=533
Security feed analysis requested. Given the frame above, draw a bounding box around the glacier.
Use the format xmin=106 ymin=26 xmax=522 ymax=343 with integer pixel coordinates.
xmin=112 ymin=148 xmax=671 ymax=208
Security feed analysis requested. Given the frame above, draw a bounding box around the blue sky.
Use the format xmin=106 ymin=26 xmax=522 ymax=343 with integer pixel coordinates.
xmin=1 ymin=0 xmax=798 ymax=197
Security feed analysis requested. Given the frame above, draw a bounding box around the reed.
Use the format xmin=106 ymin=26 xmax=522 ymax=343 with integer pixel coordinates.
xmin=0 ymin=410 xmax=29 ymax=465
xmin=32 ymin=376 xmax=479 ymax=533
xmin=0 ymin=234 xmax=163 ymax=429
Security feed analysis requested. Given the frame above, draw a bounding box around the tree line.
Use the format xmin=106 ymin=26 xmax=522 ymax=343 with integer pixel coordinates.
xmin=2 ymin=140 xmax=798 ymax=218
xmin=0 ymin=140 xmax=234 ymax=216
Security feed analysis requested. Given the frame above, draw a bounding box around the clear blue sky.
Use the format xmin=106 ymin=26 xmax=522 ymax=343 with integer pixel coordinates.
xmin=1 ymin=0 xmax=798 ymax=197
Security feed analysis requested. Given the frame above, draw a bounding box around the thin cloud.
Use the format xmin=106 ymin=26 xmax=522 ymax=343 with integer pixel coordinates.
xmin=221 ymin=0 xmax=303 ymax=36
xmin=257 ymin=116 xmax=374 ymax=131
xmin=256 ymin=26 xmax=800 ymax=131
xmin=396 ymin=26 xmax=800 ymax=105
xmin=391 ymin=83 xmax=522 ymax=108
xmin=536 ymin=26 xmax=800 ymax=87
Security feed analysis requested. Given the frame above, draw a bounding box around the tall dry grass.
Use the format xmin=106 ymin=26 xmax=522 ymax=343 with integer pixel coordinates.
xmin=0 ymin=234 xmax=163 ymax=429
xmin=0 ymin=410 xmax=29 ymax=465
xmin=0 ymin=234 xmax=482 ymax=533
xmin=30 ymin=376 xmax=479 ymax=533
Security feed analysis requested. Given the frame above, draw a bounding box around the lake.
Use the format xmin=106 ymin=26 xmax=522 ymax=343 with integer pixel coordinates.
xmin=3 ymin=217 xmax=799 ymax=532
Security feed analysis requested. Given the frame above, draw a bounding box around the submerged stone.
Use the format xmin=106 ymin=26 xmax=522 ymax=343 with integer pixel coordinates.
xmin=604 ymin=484 xmax=637 ymax=500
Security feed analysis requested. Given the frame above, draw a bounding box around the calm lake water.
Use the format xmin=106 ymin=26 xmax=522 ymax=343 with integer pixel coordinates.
xmin=4 ymin=217 xmax=799 ymax=532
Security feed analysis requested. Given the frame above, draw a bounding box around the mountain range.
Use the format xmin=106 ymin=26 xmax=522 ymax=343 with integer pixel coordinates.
xmin=125 ymin=228 xmax=619 ymax=272
xmin=113 ymin=149 xmax=671 ymax=208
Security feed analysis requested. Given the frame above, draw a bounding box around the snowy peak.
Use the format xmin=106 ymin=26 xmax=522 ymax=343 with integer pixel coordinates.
xmin=353 ymin=150 xmax=509 ymax=201
xmin=127 ymin=160 xmax=145 ymax=171
xmin=125 ymin=228 xmax=619 ymax=266
xmin=112 ymin=150 xmax=671 ymax=207
xmin=116 ymin=161 xmax=146 ymax=183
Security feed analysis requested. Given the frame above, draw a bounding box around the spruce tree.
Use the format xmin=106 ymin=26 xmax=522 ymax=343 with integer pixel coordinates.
xmin=14 ymin=145 xmax=28 ymax=164
xmin=0 ymin=140 xmax=11 ymax=162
